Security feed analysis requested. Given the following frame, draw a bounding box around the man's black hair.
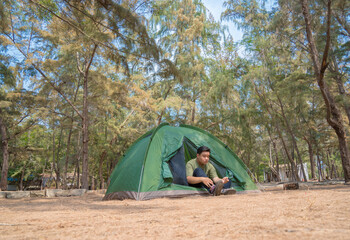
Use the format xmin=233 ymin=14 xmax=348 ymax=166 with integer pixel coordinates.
xmin=197 ymin=146 xmax=211 ymax=154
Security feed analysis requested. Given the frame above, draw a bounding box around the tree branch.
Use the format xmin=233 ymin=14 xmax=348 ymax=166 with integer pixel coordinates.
xmin=29 ymin=0 xmax=158 ymax=63
xmin=61 ymin=0 xmax=142 ymax=45
xmin=320 ymin=0 xmax=332 ymax=77
xmin=33 ymin=66 xmax=84 ymax=119
xmin=9 ymin=121 xmax=37 ymax=141
xmin=76 ymin=52 xmax=84 ymax=75
xmin=14 ymin=114 xmax=30 ymax=126
xmin=85 ymin=44 xmax=98 ymax=75
xmin=4 ymin=31 xmax=84 ymax=120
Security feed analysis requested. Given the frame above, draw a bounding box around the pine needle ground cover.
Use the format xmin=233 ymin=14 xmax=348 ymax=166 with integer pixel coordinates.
xmin=1 ymin=184 xmax=349 ymax=239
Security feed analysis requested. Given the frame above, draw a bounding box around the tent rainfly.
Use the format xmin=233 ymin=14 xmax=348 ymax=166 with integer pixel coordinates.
xmin=103 ymin=123 xmax=257 ymax=201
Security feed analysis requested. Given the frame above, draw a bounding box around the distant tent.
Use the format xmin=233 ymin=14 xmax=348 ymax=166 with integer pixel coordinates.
xmin=103 ymin=123 xmax=257 ymax=201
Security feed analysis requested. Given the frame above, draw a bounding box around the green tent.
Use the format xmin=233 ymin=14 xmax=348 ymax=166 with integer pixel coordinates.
xmin=103 ymin=123 xmax=257 ymax=201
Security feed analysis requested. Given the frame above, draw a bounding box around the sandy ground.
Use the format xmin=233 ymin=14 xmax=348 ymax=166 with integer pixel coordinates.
xmin=0 ymin=184 xmax=350 ymax=240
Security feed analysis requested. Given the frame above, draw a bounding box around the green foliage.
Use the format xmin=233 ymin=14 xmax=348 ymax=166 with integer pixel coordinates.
xmin=35 ymin=0 xmax=59 ymax=21
xmin=0 ymin=0 xmax=348 ymax=189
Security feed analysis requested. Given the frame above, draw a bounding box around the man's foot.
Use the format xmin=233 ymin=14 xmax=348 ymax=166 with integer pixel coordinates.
xmin=222 ymin=188 xmax=236 ymax=195
xmin=210 ymin=181 xmax=224 ymax=196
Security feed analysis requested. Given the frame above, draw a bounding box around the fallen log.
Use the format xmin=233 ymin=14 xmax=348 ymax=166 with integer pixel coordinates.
xmin=283 ymin=182 xmax=299 ymax=190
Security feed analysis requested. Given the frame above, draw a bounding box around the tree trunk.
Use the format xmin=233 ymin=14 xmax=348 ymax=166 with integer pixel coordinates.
xmin=314 ymin=139 xmax=324 ymax=181
xmin=81 ymin=44 xmax=97 ymax=190
xmin=0 ymin=112 xmax=9 ymax=191
xmin=330 ymin=59 xmax=350 ymax=125
xmin=99 ymin=151 xmax=107 ymax=189
xmin=267 ymin=127 xmax=281 ymax=182
xmin=304 ymin=136 xmax=316 ymax=179
xmin=54 ymin=126 xmax=64 ymax=188
xmin=316 ymin=150 xmax=323 ymax=181
xmin=326 ymin=150 xmax=331 ymax=179
xmin=63 ymin=79 xmax=80 ymax=190
xmin=191 ymin=102 xmax=196 ymax=123
xmin=274 ymin=123 xmax=299 ymax=181
xmin=76 ymin=131 xmax=81 ymax=189
xmin=332 ymin=159 xmax=338 ymax=179
xmin=71 ymin=161 xmax=77 ymax=189
xmin=329 ymin=148 xmax=338 ymax=178
xmin=321 ymin=151 xmax=327 ymax=179
xmin=316 ymin=155 xmax=322 ymax=181
xmin=293 ymin=143 xmax=307 ymax=181
xmin=63 ymin=127 xmax=73 ymax=190
xmin=52 ymin=121 xmax=58 ymax=188
xmin=272 ymin=141 xmax=281 ymax=182
xmin=301 ymin=0 xmax=350 ymax=182
xmin=19 ymin=165 xmax=26 ymax=191
xmin=41 ymin=155 xmax=48 ymax=190
xmin=81 ymin=71 xmax=89 ymax=189
xmin=76 ymin=154 xmax=80 ymax=189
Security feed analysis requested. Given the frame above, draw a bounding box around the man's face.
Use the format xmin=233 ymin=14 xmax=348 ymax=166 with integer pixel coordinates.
xmin=196 ymin=151 xmax=210 ymax=166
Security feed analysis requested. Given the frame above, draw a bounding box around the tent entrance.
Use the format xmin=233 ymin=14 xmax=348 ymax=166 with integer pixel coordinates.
xmin=168 ymin=137 xmax=245 ymax=187
xmin=166 ymin=137 xmax=198 ymax=186
xmin=167 ymin=137 xmax=245 ymax=189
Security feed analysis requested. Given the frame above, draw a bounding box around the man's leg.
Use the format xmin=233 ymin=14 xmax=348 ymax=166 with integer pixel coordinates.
xmin=223 ymin=179 xmax=232 ymax=189
xmin=190 ymin=168 xmax=224 ymax=196
xmin=222 ymin=179 xmax=236 ymax=195
xmin=190 ymin=168 xmax=210 ymax=191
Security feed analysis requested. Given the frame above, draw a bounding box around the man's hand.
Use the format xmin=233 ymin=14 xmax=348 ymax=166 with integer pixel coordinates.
xmin=201 ymin=177 xmax=214 ymax=188
xmin=187 ymin=176 xmax=214 ymax=186
xmin=222 ymin=177 xmax=229 ymax=184
xmin=213 ymin=177 xmax=229 ymax=185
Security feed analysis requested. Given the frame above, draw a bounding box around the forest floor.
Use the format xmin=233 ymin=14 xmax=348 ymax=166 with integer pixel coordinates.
xmin=0 ymin=182 xmax=349 ymax=240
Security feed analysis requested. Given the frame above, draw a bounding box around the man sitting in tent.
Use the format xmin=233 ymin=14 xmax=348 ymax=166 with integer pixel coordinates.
xmin=186 ymin=146 xmax=236 ymax=196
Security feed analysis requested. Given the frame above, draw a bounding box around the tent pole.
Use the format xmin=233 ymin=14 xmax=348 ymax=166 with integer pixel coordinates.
xmin=246 ymin=166 xmax=263 ymax=191
xmin=136 ymin=164 xmax=145 ymax=201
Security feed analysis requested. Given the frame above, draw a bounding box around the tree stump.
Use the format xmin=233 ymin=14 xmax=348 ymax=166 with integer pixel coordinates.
xmin=283 ymin=182 xmax=299 ymax=190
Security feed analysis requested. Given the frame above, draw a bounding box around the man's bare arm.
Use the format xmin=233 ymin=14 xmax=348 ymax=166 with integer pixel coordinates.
xmin=187 ymin=176 xmax=214 ymax=187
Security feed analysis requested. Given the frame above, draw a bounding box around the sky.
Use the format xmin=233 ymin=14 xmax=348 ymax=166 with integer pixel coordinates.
xmin=202 ymin=0 xmax=276 ymax=42
xmin=202 ymin=0 xmax=244 ymax=41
